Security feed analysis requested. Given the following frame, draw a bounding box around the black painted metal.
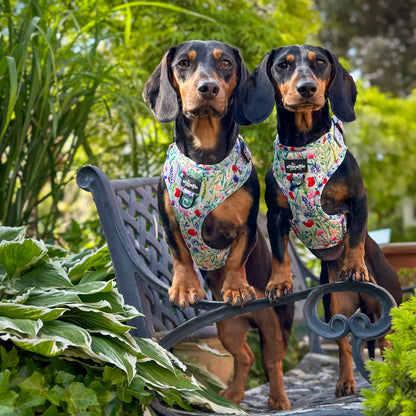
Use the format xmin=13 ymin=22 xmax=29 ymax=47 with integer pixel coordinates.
xmin=303 ymin=281 xmax=397 ymax=380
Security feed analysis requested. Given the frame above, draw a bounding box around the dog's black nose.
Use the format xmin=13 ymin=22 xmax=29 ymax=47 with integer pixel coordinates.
xmin=296 ymin=80 xmax=317 ymax=98
xmin=197 ymin=80 xmax=219 ymax=99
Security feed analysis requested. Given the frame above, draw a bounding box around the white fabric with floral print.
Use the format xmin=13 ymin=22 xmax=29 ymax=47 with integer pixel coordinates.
xmin=272 ymin=120 xmax=348 ymax=250
xmin=163 ymin=137 xmax=252 ymax=270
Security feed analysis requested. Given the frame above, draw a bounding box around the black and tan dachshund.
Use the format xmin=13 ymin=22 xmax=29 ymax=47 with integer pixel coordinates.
xmin=143 ymin=41 xmax=294 ymax=410
xmin=235 ymin=44 xmax=402 ymax=397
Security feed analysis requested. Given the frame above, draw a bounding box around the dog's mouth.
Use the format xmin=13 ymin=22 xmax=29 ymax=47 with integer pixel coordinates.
xmin=184 ymin=103 xmax=226 ymax=119
xmin=283 ymin=100 xmax=324 ymax=113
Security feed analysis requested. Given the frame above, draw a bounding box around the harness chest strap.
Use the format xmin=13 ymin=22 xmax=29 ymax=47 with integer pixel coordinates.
xmin=163 ymin=136 xmax=252 ymax=270
xmin=273 ymin=120 xmax=348 ymax=250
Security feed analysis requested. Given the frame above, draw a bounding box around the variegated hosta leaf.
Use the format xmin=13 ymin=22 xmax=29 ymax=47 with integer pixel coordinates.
xmin=136 ymin=361 xmax=199 ymax=392
xmin=182 ymin=389 xmax=247 ymax=414
xmin=67 ymin=246 xmax=112 ymax=283
xmin=66 ymin=280 xmax=115 ymax=295
xmin=90 ymin=335 xmax=137 ymax=382
xmin=63 ymin=308 xmax=134 ymax=335
xmin=2 ymin=261 xmax=73 ymax=293
xmin=136 ymin=337 xmax=179 ymax=373
xmin=40 ymin=321 xmax=92 ymax=350
xmin=0 ymin=316 xmax=43 ymax=337
xmin=80 ymin=290 xmax=141 ymax=318
xmin=26 ymin=290 xmax=81 ymax=307
xmin=0 ymin=303 xmax=67 ymax=321
xmin=0 ymin=333 xmax=69 ymax=356
xmin=0 ymin=239 xmax=48 ymax=279
xmin=0 ymin=226 xmax=27 ymax=243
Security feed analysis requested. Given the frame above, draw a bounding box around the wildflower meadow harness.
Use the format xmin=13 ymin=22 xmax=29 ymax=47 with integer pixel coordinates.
xmin=272 ymin=118 xmax=348 ymax=250
xmin=163 ymin=137 xmax=252 ymax=270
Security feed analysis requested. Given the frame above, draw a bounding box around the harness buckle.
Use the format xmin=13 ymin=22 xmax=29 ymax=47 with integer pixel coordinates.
xmin=179 ymin=192 xmax=198 ymax=209
xmin=239 ymin=138 xmax=251 ymax=163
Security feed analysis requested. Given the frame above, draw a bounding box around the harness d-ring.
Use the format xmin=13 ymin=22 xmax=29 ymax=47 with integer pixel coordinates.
xmin=290 ymin=174 xmax=306 ymax=187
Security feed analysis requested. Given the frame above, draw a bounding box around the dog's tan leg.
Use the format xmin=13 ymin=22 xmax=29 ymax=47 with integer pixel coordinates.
xmin=265 ymin=235 xmax=293 ymax=300
xmin=327 ymin=262 xmax=360 ymax=396
xmin=339 ymin=233 xmax=370 ymax=282
xmin=217 ymin=318 xmax=254 ymax=404
xmin=335 ymin=335 xmax=356 ymax=396
xmin=221 ymin=234 xmax=256 ymax=305
xmin=163 ymin=191 xmax=206 ymax=307
xmin=209 ymin=189 xmax=257 ymax=305
xmin=255 ymin=307 xmax=291 ymax=410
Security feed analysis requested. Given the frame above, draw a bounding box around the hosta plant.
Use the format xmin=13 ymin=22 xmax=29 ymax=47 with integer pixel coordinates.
xmin=0 ymin=226 xmax=242 ymax=415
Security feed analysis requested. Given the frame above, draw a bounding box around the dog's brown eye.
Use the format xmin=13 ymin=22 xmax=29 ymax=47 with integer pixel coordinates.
xmin=277 ymin=61 xmax=288 ymax=69
xmin=178 ymin=59 xmax=190 ymax=68
xmin=316 ymin=59 xmax=326 ymax=66
xmin=221 ymin=59 xmax=232 ymax=68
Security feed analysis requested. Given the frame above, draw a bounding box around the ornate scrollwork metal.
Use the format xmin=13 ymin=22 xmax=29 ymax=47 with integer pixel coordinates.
xmin=303 ymin=281 xmax=397 ymax=380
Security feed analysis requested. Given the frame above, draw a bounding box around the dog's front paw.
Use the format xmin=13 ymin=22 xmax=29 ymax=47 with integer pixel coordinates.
xmin=338 ymin=263 xmax=369 ymax=282
xmin=265 ymin=277 xmax=293 ymax=302
xmin=168 ymin=284 xmax=206 ymax=308
xmin=268 ymin=394 xmax=291 ymax=410
xmin=335 ymin=376 xmax=356 ymax=397
xmin=219 ymin=386 xmax=245 ymax=404
xmin=221 ymin=284 xmax=256 ymax=306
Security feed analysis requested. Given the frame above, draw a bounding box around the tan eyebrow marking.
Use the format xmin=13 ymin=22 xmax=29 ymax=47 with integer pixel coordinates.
xmin=286 ymin=54 xmax=295 ymax=62
xmin=308 ymin=51 xmax=316 ymax=60
xmin=187 ymin=50 xmax=197 ymax=60
xmin=213 ymin=49 xmax=223 ymax=59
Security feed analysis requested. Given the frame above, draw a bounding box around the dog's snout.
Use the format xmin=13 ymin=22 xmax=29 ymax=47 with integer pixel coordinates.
xmin=296 ymin=80 xmax=317 ymax=98
xmin=197 ymin=80 xmax=219 ymax=99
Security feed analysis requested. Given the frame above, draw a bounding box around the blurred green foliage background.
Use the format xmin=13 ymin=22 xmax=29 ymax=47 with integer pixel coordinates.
xmin=1 ymin=0 xmax=415 ymax=249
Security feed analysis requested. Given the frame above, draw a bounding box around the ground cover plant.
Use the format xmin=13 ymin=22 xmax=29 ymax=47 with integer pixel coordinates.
xmin=362 ymin=294 xmax=416 ymax=416
xmin=0 ymin=226 xmax=243 ymax=415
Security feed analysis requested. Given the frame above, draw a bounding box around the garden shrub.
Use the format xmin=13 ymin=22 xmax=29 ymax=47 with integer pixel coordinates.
xmin=0 ymin=226 xmax=242 ymax=415
xmin=362 ymin=294 xmax=416 ymax=416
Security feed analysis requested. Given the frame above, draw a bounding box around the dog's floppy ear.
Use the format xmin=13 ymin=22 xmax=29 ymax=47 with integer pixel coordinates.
xmin=326 ymin=51 xmax=357 ymax=123
xmin=230 ymin=46 xmax=249 ymax=100
xmin=234 ymin=52 xmax=276 ymax=125
xmin=142 ymin=47 xmax=179 ymax=123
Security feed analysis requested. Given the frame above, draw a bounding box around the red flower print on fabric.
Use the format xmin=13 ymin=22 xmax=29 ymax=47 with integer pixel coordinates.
xmin=307 ymin=177 xmax=315 ymax=187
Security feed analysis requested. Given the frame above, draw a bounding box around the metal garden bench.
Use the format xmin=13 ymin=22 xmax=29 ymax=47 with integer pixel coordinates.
xmin=76 ymin=165 xmax=397 ymax=415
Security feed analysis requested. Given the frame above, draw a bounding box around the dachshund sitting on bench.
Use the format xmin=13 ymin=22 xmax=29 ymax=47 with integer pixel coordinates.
xmin=235 ymin=44 xmax=402 ymax=397
xmin=143 ymin=40 xmax=294 ymax=410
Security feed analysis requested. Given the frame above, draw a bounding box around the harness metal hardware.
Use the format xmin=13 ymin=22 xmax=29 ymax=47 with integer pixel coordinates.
xmin=239 ymin=138 xmax=251 ymax=163
xmin=285 ymin=159 xmax=307 ymax=187
xmin=179 ymin=192 xmax=198 ymax=209
xmin=290 ymin=174 xmax=306 ymax=188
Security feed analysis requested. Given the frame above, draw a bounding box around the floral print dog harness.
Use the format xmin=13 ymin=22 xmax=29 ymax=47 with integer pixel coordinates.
xmin=273 ymin=119 xmax=348 ymax=250
xmin=163 ymin=137 xmax=252 ymax=270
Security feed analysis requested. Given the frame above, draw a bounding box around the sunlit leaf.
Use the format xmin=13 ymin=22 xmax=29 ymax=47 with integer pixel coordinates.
xmin=0 ymin=239 xmax=48 ymax=279
xmin=3 ymin=261 xmax=73 ymax=292
xmin=0 ymin=226 xmax=27 ymax=243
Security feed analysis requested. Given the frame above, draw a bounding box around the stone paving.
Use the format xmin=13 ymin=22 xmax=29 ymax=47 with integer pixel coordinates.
xmin=238 ymin=352 xmax=369 ymax=416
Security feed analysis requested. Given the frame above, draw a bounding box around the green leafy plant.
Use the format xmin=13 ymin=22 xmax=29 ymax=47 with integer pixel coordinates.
xmin=362 ymin=295 xmax=416 ymax=416
xmin=0 ymin=226 xmax=243 ymax=414
xmin=397 ymin=267 xmax=416 ymax=286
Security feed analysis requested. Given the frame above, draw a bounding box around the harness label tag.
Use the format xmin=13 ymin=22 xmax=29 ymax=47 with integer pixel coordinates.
xmin=285 ymin=159 xmax=308 ymax=174
xmin=182 ymin=175 xmax=201 ymax=194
